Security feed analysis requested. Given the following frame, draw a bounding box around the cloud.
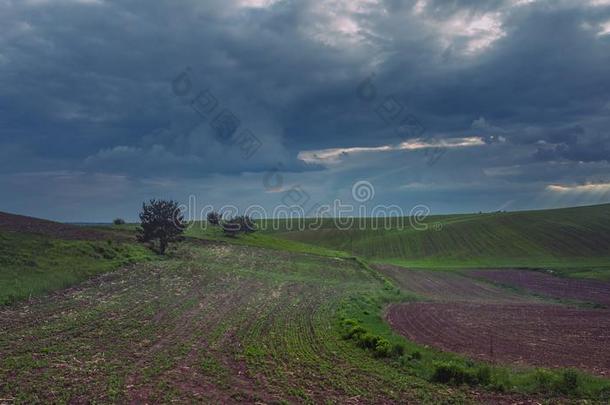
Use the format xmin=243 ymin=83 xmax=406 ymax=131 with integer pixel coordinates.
xmin=1 ymin=0 xmax=610 ymax=219
xmin=438 ymin=11 xmax=506 ymax=54
xmin=237 ymin=0 xmax=281 ymax=9
xmin=298 ymin=137 xmax=486 ymax=165
xmin=23 ymin=0 xmax=103 ymax=5
xmin=546 ymin=182 xmax=610 ymax=193
xmin=543 ymin=181 xmax=610 ymax=207
xmin=598 ymin=20 xmax=610 ymax=36
xmin=589 ymin=0 xmax=610 ymax=6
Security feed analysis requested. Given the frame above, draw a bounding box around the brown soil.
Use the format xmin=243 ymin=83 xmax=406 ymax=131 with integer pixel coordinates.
xmin=379 ymin=264 xmax=610 ymax=377
xmin=387 ymin=302 xmax=610 ymax=376
xmin=374 ymin=264 xmax=533 ymax=303
xmin=470 ymin=269 xmax=610 ymax=307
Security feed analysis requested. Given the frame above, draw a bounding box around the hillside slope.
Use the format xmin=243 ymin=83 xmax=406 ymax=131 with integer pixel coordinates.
xmin=277 ymin=204 xmax=610 ymax=275
xmin=0 ymin=211 xmax=124 ymax=240
xmin=0 ymin=211 xmax=151 ymax=304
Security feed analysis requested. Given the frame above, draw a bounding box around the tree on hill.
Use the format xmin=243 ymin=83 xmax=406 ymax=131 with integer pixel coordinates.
xmin=138 ymin=199 xmax=186 ymax=254
xmin=240 ymin=215 xmax=256 ymax=233
xmin=222 ymin=215 xmax=256 ymax=237
xmin=207 ymin=211 xmax=222 ymax=226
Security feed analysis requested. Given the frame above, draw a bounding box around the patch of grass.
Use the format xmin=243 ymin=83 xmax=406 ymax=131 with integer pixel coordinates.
xmin=0 ymin=230 xmax=153 ymax=305
xmin=185 ymin=222 xmax=351 ymax=258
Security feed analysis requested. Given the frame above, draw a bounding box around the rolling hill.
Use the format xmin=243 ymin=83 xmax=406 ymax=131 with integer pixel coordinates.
xmin=2 ymin=208 xmax=610 ymax=402
xmin=275 ymin=203 xmax=610 ymax=278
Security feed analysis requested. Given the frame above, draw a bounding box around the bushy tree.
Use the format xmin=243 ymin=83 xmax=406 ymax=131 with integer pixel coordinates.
xmin=238 ymin=215 xmax=256 ymax=234
xmin=138 ymin=199 xmax=186 ymax=254
xmin=221 ymin=215 xmax=256 ymax=237
xmin=207 ymin=211 xmax=222 ymax=226
xmin=113 ymin=218 xmax=126 ymax=225
xmin=221 ymin=217 xmax=241 ymax=237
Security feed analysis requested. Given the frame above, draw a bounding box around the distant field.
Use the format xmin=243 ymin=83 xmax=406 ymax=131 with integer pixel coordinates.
xmin=470 ymin=269 xmax=610 ymax=307
xmin=184 ymin=222 xmax=352 ymax=258
xmin=275 ymin=204 xmax=610 ymax=279
xmin=373 ymin=264 xmax=536 ymax=303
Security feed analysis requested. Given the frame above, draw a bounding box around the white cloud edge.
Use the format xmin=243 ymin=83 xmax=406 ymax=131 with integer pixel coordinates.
xmin=297 ymin=136 xmax=486 ymax=165
xmin=546 ymin=182 xmax=610 ymax=193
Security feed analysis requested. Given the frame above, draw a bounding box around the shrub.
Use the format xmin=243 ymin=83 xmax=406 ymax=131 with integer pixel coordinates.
xmin=241 ymin=215 xmax=256 ymax=233
xmin=410 ymin=350 xmax=422 ymax=360
xmin=344 ymin=325 xmax=367 ymax=340
xmin=431 ymin=361 xmax=476 ymax=386
xmin=533 ymin=368 xmax=555 ymax=392
xmin=207 ymin=211 xmax=222 ymax=226
xmin=356 ymin=331 xmax=377 ymax=349
xmin=490 ymin=380 xmax=508 ymax=393
xmin=113 ymin=218 xmax=126 ymax=225
xmin=222 ymin=218 xmax=241 ymax=237
xmin=390 ymin=343 xmax=405 ymax=357
xmin=340 ymin=320 xmax=405 ymax=359
xmin=222 ymin=215 xmax=257 ymax=237
xmin=373 ymin=338 xmax=392 ymax=358
xmin=340 ymin=318 xmax=358 ymax=328
xmin=356 ymin=332 xmax=380 ymax=349
xmin=476 ymin=365 xmax=492 ymax=386
xmin=558 ymin=369 xmax=580 ymax=395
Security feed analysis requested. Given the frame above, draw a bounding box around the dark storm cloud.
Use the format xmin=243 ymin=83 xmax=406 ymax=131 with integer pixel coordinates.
xmin=1 ymin=0 xmax=610 ymax=220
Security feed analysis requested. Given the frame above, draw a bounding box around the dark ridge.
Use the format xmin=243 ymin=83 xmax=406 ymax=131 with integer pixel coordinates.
xmin=0 ymin=211 xmax=126 ymax=241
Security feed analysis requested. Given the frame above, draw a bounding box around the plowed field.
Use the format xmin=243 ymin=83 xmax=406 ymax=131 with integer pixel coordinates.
xmin=379 ymin=264 xmax=610 ymax=376
xmin=470 ymin=269 xmax=610 ymax=307
xmin=387 ymin=302 xmax=610 ymax=376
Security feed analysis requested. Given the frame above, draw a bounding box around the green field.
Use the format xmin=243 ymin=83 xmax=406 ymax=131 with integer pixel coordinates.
xmin=274 ymin=203 xmax=610 ymax=279
xmin=1 ymin=205 xmax=610 ymax=403
xmin=0 ymin=230 xmax=152 ymax=305
xmin=0 ymin=242 xmax=456 ymax=403
xmin=3 ymin=240 xmax=609 ymax=403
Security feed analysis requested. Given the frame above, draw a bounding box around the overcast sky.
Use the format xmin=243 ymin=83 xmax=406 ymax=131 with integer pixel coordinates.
xmin=1 ymin=0 xmax=610 ymax=221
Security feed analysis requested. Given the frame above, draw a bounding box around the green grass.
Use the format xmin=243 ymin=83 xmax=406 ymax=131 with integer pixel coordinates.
xmin=3 ymin=241 xmax=607 ymax=402
xmin=0 ymin=242 xmax=466 ymax=403
xmin=274 ymin=203 xmax=610 ymax=278
xmin=0 ymin=230 xmax=153 ymax=305
xmin=184 ymin=222 xmax=352 ymax=258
